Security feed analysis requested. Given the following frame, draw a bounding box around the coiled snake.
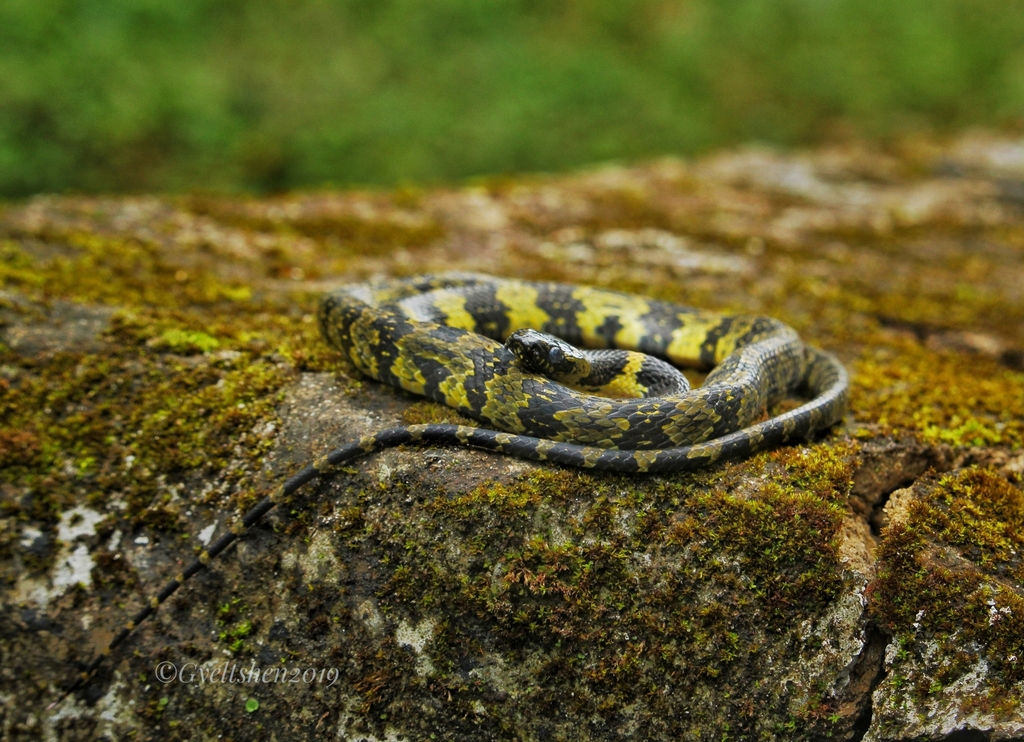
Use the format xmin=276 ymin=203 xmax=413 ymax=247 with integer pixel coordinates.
xmin=55 ymin=273 xmax=848 ymax=703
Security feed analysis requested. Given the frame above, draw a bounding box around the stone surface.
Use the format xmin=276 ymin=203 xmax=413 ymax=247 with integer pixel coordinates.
xmin=1 ymin=131 xmax=1023 ymax=740
xmin=866 ymin=469 xmax=1024 ymax=742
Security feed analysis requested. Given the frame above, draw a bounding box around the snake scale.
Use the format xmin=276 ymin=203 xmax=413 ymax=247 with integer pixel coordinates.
xmin=56 ymin=273 xmax=849 ymax=703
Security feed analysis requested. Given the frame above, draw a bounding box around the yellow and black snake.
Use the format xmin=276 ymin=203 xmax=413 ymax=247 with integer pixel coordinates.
xmin=56 ymin=273 xmax=848 ymax=703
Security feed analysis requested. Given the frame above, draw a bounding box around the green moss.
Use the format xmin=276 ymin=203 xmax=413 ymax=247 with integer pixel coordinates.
xmin=215 ymin=598 xmax=256 ymax=652
xmin=153 ymin=328 xmax=221 ymax=354
xmin=771 ymin=441 xmax=858 ymax=500
xmin=220 ymin=619 xmax=255 ymax=653
xmin=0 ymin=240 xmax=42 ymax=287
xmin=369 ymin=442 xmax=852 ymax=735
xmin=0 ymin=340 xmax=294 ymax=526
xmin=852 ymin=339 xmax=1024 ymax=448
xmin=0 ymin=212 xmax=364 ymax=563
xmin=871 ymin=467 xmax=1024 ymax=703
xmin=1 ymin=231 xmax=254 ymax=309
xmin=400 ymin=400 xmax=478 ymax=428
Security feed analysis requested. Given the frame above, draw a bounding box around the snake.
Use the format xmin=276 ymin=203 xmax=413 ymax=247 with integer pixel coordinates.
xmin=54 ymin=273 xmax=848 ymax=704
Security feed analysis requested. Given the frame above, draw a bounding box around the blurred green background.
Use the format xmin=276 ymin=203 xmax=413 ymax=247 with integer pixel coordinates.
xmin=2 ymin=0 xmax=1023 ymax=197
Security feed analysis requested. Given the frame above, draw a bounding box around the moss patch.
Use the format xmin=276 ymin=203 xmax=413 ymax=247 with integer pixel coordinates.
xmin=851 ymin=338 xmax=1024 ymax=448
xmin=0 ymin=220 xmax=346 ymax=575
xmin=871 ymin=467 xmax=1024 ymax=708
xmin=361 ymin=445 xmax=855 ymax=738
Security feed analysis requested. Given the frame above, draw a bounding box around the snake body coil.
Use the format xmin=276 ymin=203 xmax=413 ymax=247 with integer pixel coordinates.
xmin=318 ymin=273 xmax=849 ymax=471
xmin=55 ymin=273 xmax=848 ymax=704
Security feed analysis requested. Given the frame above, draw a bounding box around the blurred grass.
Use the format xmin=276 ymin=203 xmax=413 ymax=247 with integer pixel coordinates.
xmin=1 ymin=0 xmax=1023 ymax=197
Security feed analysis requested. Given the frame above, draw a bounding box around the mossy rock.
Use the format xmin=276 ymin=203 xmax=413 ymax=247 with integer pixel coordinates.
xmin=1 ymin=132 xmax=1023 ymax=740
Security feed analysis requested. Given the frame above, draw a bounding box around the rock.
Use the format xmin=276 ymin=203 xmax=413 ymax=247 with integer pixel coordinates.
xmin=0 ymin=294 xmax=116 ymax=357
xmin=1 ymin=131 xmax=1023 ymax=739
xmin=866 ymin=469 xmax=1024 ymax=741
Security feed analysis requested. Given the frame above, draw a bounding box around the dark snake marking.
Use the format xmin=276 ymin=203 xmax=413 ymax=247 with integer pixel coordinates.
xmin=54 ymin=273 xmax=848 ymax=705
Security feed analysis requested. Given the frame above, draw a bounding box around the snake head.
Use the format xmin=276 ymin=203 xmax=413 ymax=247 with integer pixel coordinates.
xmin=505 ymin=329 xmax=591 ymax=383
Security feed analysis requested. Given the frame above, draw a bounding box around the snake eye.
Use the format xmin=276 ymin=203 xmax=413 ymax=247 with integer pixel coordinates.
xmin=547 ymin=346 xmax=565 ymax=367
